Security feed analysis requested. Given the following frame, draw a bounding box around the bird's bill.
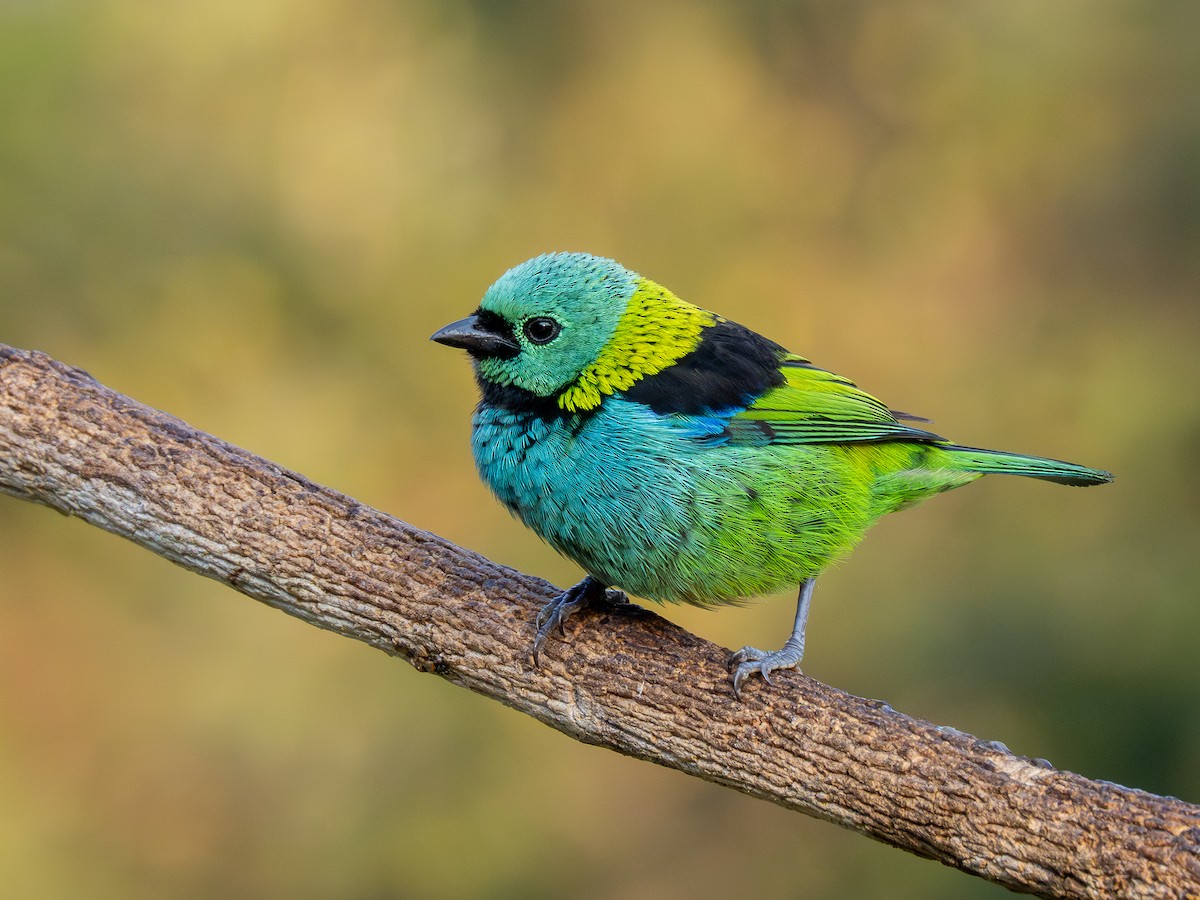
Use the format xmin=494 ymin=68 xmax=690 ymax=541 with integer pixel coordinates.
xmin=430 ymin=315 xmax=520 ymax=357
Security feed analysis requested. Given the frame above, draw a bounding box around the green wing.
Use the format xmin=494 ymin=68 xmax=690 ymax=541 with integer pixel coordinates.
xmin=725 ymin=355 xmax=944 ymax=446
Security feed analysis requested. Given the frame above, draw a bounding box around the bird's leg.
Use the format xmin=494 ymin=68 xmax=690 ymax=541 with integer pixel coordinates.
xmin=532 ymin=575 xmax=619 ymax=664
xmin=729 ymin=578 xmax=816 ymax=699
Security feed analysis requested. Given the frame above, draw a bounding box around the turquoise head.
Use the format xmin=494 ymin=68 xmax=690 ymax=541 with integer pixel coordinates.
xmin=432 ymin=253 xmax=637 ymax=398
xmin=433 ymin=252 xmax=717 ymax=413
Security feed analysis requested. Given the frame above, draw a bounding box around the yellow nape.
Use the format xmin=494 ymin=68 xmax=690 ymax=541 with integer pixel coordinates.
xmin=558 ymin=278 xmax=717 ymax=412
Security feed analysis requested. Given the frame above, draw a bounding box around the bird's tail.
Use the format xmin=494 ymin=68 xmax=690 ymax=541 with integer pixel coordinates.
xmin=941 ymin=444 xmax=1113 ymax=486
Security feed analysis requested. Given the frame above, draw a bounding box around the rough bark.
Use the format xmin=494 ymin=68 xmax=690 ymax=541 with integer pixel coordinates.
xmin=1 ymin=342 xmax=1197 ymax=898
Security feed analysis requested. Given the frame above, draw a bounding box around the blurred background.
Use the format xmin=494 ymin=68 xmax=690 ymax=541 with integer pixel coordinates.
xmin=1 ymin=1 xmax=1198 ymax=897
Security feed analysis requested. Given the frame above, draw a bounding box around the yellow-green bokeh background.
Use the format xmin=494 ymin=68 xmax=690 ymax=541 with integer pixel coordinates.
xmin=2 ymin=2 xmax=1198 ymax=897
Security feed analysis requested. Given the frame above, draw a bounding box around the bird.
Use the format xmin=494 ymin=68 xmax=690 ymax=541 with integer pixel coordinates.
xmin=432 ymin=252 xmax=1112 ymax=697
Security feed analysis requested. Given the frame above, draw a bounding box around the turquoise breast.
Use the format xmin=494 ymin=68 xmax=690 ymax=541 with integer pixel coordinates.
xmin=470 ymin=399 xmax=852 ymax=603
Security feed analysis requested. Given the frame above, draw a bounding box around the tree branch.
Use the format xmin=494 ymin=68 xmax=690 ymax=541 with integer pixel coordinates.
xmin=1 ymin=342 xmax=1196 ymax=898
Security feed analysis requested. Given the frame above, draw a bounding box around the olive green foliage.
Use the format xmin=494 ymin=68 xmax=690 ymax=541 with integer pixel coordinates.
xmin=1 ymin=2 xmax=1197 ymax=898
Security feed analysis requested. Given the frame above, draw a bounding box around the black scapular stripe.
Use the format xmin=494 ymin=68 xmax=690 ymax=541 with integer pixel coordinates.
xmin=623 ymin=319 xmax=786 ymax=415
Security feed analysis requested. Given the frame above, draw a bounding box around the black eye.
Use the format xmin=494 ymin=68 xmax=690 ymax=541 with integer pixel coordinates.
xmin=523 ymin=316 xmax=561 ymax=345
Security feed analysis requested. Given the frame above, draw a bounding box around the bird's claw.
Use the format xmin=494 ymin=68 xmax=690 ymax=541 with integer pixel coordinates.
xmin=728 ymin=642 xmax=805 ymax=700
xmin=533 ymin=596 xmax=579 ymax=663
xmin=532 ymin=577 xmax=622 ymax=665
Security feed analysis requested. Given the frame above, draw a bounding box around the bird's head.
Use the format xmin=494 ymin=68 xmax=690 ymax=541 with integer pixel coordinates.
xmin=432 ymin=252 xmax=715 ymax=412
xmin=432 ymin=253 xmax=636 ymax=400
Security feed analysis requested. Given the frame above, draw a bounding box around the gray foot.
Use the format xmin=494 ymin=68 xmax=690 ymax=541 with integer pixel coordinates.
xmin=728 ymin=578 xmax=815 ymax=699
xmin=728 ymin=638 xmax=804 ymax=699
xmin=532 ymin=576 xmax=624 ymax=664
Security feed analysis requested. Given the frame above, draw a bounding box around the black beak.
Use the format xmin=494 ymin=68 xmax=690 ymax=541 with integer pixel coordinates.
xmin=430 ymin=315 xmax=520 ymax=358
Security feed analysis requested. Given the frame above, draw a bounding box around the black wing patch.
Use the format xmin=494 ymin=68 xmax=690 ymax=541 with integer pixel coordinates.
xmin=622 ymin=319 xmax=786 ymax=415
